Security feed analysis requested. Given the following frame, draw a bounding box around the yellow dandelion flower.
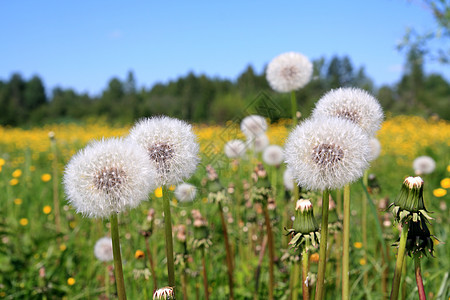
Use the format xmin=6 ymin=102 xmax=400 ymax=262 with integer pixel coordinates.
xmin=440 ymin=178 xmax=450 ymax=189
xmin=0 ymin=166 xmax=2 ymax=173
xmin=310 ymin=253 xmax=319 ymax=263
xmin=135 ymin=250 xmax=145 ymax=259
xmin=60 ymin=244 xmax=67 ymax=251
xmin=20 ymin=218 xmax=28 ymax=226
xmin=67 ymin=277 xmax=76 ymax=285
xmin=29 ymin=166 xmax=36 ymax=172
xmin=41 ymin=174 xmax=52 ymax=182
xmin=0 ymin=158 xmax=5 ymax=166
xmin=154 ymin=187 xmax=163 ymax=198
xmin=0 ymin=291 xmax=6 ymax=297
xmin=12 ymin=169 xmax=22 ymax=178
xmin=447 ymin=165 xmax=450 ymax=172
xmin=354 ymin=242 xmax=363 ymax=249
xmin=169 ymin=185 xmax=176 ymax=191
xmin=359 ymin=258 xmax=367 ymax=266
xmin=69 ymin=221 xmax=76 ymax=229
xmin=202 ymin=197 xmax=208 ymax=203
xmin=14 ymin=198 xmax=22 ymax=205
xmin=9 ymin=178 xmax=19 ymax=186
xmin=433 ymin=188 xmax=447 ymax=197
xmin=172 ymin=198 xmax=178 ymax=205
xmin=43 ymin=205 xmax=52 ymax=214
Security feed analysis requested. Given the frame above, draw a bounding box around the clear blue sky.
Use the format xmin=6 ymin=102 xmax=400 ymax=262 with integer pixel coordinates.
xmin=0 ymin=0 xmax=448 ymax=96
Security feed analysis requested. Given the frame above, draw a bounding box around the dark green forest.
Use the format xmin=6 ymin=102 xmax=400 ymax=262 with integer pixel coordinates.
xmin=1 ymin=49 xmax=449 ymax=127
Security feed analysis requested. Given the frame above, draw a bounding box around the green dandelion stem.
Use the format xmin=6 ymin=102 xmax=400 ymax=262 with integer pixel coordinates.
xmin=162 ymin=186 xmax=176 ymax=288
xmin=401 ymin=257 xmax=407 ymax=300
xmin=201 ymin=247 xmax=210 ymax=300
xmin=218 ymin=201 xmax=235 ymax=300
xmin=110 ymin=213 xmax=127 ymax=300
xmin=144 ymin=236 xmax=158 ymax=292
xmin=390 ymin=222 xmax=410 ymax=300
xmin=263 ymin=204 xmax=275 ymax=300
xmin=414 ymin=255 xmax=427 ymax=300
xmin=291 ymin=90 xmax=298 ymax=125
xmin=342 ymin=184 xmax=350 ymax=300
xmin=362 ymin=170 xmax=369 ymax=286
xmin=302 ymin=240 xmax=310 ymax=300
xmin=315 ymin=189 xmax=330 ymax=300
xmin=50 ymin=136 xmax=61 ymax=234
xmin=104 ymin=263 xmax=110 ymax=298
xmin=291 ymin=260 xmax=300 ymax=300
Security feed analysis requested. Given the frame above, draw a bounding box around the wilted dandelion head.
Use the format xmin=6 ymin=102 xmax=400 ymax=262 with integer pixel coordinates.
xmin=128 ymin=116 xmax=200 ymax=186
xmin=174 ymin=183 xmax=197 ymax=202
xmin=312 ymin=87 xmax=383 ymax=137
xmin=153 ymin=287 xmax=175 ymax=300
xmin=224 ymin=139 xmax=246 ymax=158
xmin=368 ymin=137 xmax=381 ymax=161
xmin=247 ymin=133 xmax=269 ymax=153
xmin=263 ymin=145 xmax=284 ymax=166
xmin=284 ymin=117 xmax=371 ymax=191
xmin=266 ymin=52 xmax=313 ymax=93
xmin=413 ymin=156 xmax=436 ymax=175
xmin=94 ymin=236 xmax=113 ymax=262
xmin=63 ymin=138 xmax=156 ymax=218
xmin=283 ymin=167 xmax=294 ymax=191
xmin=240 ymin=115 xmax=267 ymax=138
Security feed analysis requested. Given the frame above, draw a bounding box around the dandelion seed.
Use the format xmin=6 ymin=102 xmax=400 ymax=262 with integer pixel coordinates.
xmin=266 ymin=52 xmax=313 ymax=93
xmin=413 ymin=156 xmax=436 ymax=175
xmin=63 ymin=138 xmax=156 ymax=218
xmin=94 ymin=237 xmax=114 ymax=262
xmin=312 ymin=87 xmax=383 ymax=137
xmin=128 ymin=116 xmax=199 ymax=186
xmin=285 ymin=117 xmax=370 ymax=191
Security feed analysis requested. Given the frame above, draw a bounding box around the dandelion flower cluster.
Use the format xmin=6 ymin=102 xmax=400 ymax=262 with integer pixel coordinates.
xmin=94 ymin=237 xmax=114 ymax=262
xmin=312 ymin=87 xmax=383 ymax=137
xmin=128 ymin=116 xmax=200 ymax=186
xmin=284 ymin=117 xmax=370 ymax=191
xmin=266 ymin=52 xmax=313 ymax=93
xmin=413 ymin=156 xmax=436 ymax=175
xmin=224 ymin=139 xmax=246 ymax=158
xmin=263 ymin=145 xmax=284 ymax=166
xmin=64 ymin=138 xmax=156 ymax=218
xmin=174 ymin=183 xmax=197 ymax=202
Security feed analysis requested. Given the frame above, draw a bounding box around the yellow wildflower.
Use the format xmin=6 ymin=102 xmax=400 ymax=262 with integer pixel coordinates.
xmin=9 ymin=178 xmax=19 ymax=186
xmin=359 ymin=258 xmax=367 ymax=266
xmin=14 ymin=198 xmax=22 ymax=205
xmin=154 ymin=187 xmax=163 ymax=198
xmin=41 ymin=174 xmax=52 ymax=182
xmin=169 ymin=185 xmax=176 ymax=191
xmin=20 ymin=218 xmax=28 ymax=226
xmin=310 ymin=253 xmax=319 ymax=263
xmin=67 ymin=277 xmax=76 ymax=285
xmin=354 ymin=242 xmax=363 ymax=249
xmin=0 ymin=158 xmax=5 ymax=166
xmin=135 ymin=250 xmax=145 ymax=259
xmin=30 ymin=166 xmax=36 ymax=172
xmin=43 ymin=205 xmax=52 ymax=214
xmin=12 ymin=169 xmax=22 ymax=178
xmin=440 ymin=178 xmax=450 ymax=189
xmin=60 ymin=244 xmax=67 ymax=251
xmin=433 ymin=188 xmax=447 ymax=197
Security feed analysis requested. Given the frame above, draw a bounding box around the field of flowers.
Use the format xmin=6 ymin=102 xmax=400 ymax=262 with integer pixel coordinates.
xmin=0 ymin=115 xmax=449 ymax=299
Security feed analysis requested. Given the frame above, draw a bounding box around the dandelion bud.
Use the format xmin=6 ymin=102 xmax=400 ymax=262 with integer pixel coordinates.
xmin=287 ymin=199 xmax=320 ymax=251
xmin=153 ymin=287 xmax=175 ymax=300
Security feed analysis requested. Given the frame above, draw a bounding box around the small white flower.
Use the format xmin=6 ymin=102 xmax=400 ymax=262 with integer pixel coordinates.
xmin=368 ymin=137 xmax=381 ymax=161
xmin=94 ymin=237 xmax=113 ymax=262
xmin=283 ymin=168 xmax=295 ymax=191
xmin=312 ymin=87 xmax=383 ymax=137
xmin=266 ymin=52 xmax=313 ymax=93
xmin=224 ymin=139 xmax=246 ymax=158
xmin=240 ymin=115 xmax=267 ymax=138
xmin=247 ymin=134 xmax=269 ymax=153
xmin=285 ymin=117 xmax=371 ymax=191
xmin=128 ymin=116 xmax=200 ymax=186
xmin=413 ymin=156 xmax=436 ymax=175
xmin=263 ymin=145 xmax=284 ymax=166
xmin=63 ymin=138 xmax=156 ymax=218
xmin=175 ymin=183 xmax=197 ymax=202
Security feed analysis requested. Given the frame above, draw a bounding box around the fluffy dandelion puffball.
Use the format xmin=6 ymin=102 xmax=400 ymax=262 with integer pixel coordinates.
xmin=64 ymin=138 xmax=156 ymax=218
xmin=266 ymin=52 xmax=313 ymax=93
xmin=94 ymin=237 xmax=114 ymax=262
xmin=248 ymin=133 xmax=269 ymax=153
xmin=263 ymin=145 xmax=284 ymax=166
xmin=128 ymin=116 xmax=200 ymax=186
xmin=413 ymin=156 xmax=436 ymax=175
xmin=312 ymin=87 xmax=383 ymax=137
xmin=283 ymin=168 xmax=294 ymax=191
xmin=224 ymin=139 xmax=246 ymax=158
xmin=368 ymin=137 xmax=381 ymax=161
xmin=175 ymin=183 xmax=197 ymax=202
xmin=284 ymin=117 xmax=371 ymax=191
xmin=240 ymin=115 xmax=267 ymax=138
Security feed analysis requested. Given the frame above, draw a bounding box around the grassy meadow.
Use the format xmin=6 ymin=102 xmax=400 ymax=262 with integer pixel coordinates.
xmin=0 ymin=115 xmax=449 ymax=299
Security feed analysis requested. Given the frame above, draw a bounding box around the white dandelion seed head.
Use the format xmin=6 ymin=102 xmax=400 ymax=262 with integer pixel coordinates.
xmin=63 ymin=138 xmax=156 ymax=218
xmin=247 ymin=134 xmax=269 ymax=153
xmin=283 ymin=167 xmax=295 ymax=191
xmin=174 ymin=183 xmax=197 ymax=202
xmin=128 ymin=116 xmax=200 ymax=186
xmin=312 ymin=87 xmax=384 ymax=137
xmin=240 ymin=115 xmax=268 ymax=138
xmin=224 ymin=139 xmax=246 ymax=158
xmin=94 ymin=237 xmax=113 ymax=262
xmin=266 ymin=51 xmax=313 ymax=93
xmin=284 ymin=117 xmax=371 ymax=191
xmin=404 ymin=176 xmax=424 ymax=189
xmin=368 ymin=137 xmax=381 ymax=161
xmin=263 ymin=145 xmax=284 ymax=166
xmin=413 ymin=156 xmax=436 ymax=175
xmin=296 ymin=199 xmax=313 ymax=212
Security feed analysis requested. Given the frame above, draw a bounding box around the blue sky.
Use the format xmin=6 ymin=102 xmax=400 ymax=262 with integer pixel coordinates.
xmin=1 ymin=1 xmax=448 ymax=96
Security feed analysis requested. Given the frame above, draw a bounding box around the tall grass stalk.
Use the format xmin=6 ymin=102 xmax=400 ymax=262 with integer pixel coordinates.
xmin=315 ymin=189 xmax=330 ymax=300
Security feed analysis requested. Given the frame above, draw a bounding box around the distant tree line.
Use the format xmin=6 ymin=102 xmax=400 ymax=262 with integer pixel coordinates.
xmin=1 ymin=50 xmax=449 ymax=127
